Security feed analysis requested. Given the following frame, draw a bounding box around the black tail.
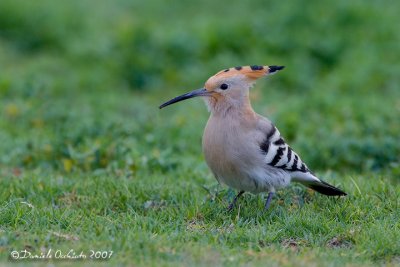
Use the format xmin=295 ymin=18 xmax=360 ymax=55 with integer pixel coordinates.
xmin=307 ymin=180 xmax=347 ymax=196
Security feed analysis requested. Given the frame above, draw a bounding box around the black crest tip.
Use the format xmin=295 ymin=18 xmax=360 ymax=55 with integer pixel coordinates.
xmin=268 ymin=66 xmax=285 ymax=73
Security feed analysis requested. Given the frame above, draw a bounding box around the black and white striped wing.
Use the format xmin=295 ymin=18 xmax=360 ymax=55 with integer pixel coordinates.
xmin=260 ymin=126 xmax=310 ymax=173
xmin=258 ymin=125 xmax=347 ymax=196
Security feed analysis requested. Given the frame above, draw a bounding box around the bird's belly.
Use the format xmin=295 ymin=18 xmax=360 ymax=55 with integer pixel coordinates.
xmin=205 ymin=155 xmax=290 ymax=194
xmin=218 ymin=166 xmax=290 ymax=194
xmin=216 ymin=168 xmax=269 ymax=194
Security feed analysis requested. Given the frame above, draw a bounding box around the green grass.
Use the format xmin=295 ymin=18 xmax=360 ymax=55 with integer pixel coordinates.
xmin=0 ymin=0 xmax=400 ymax=266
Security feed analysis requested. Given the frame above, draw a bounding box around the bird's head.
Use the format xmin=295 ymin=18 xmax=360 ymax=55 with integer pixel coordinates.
xmin=159 ymin=65 xmax=284 ymax=113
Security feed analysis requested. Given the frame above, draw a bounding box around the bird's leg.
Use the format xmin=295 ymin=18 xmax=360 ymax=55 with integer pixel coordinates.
xmin=264 ymin=192 xmax=275 ymax=210
xmin=227 ymin=191 xmax=244 ymax=211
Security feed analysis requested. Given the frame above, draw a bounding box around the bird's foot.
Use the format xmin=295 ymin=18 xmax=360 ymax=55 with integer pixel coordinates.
xmin=227 ymin=191 xmax=244 ymax=212
xmin=264 ymin=192 xmax=275 ymax=210
xmin=227 ymin=202 xmax=235 ymax=212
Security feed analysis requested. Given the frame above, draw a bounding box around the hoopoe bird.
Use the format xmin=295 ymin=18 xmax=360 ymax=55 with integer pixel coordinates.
xmin=159 ymin=65 xmax=346 ymax=210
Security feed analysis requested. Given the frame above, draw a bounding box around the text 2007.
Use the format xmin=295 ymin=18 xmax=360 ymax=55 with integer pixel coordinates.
xmin=89 ymin=250 xmax=113 ymax=259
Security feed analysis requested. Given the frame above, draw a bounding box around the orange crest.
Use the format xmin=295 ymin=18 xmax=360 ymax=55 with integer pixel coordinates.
xmin=213 ymin=65 xmax=284 ymax=80
xmin=205 ymin=65 xmax=284 ymax=91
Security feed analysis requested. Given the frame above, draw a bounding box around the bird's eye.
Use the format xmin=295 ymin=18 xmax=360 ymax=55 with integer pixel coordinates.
xmin=220 ymin=83 xmax=229 ymax=90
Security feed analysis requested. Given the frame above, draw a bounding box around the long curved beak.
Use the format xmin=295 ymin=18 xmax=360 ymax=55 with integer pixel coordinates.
xmin=159 ymin=88 xmax=210 ymax=109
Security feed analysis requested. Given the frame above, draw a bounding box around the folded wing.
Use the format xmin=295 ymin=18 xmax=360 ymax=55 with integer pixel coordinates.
xmin=259 ymin=125 xmax=346 ymax=196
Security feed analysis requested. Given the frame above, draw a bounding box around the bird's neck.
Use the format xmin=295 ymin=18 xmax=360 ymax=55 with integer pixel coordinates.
xmin=205 ymin=95 xmax=256 ymax=119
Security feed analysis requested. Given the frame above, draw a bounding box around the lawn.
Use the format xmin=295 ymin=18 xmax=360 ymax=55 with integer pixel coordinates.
xmin=0 ymin=0 xmax=399 ymax=266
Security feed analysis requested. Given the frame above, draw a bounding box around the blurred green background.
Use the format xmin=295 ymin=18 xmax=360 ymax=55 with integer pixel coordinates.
xmin=0 ymin=0 xmax=399 ymax=174
xmin=0 ymin=0 xmax=399 ymax=265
